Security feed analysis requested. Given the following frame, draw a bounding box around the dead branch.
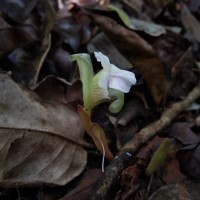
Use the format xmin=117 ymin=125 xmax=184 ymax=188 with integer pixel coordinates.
xmin=88 ymin=82 xmax=200 ymax=200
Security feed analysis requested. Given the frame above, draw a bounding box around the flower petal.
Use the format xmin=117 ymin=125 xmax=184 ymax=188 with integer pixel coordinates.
xmin=109 ymin=64 xmax=136 ymax=93
xmin=94 ymin=52 xmax=111 ymax=71
xmin=90 ymin=70 xmax=110 ymax=109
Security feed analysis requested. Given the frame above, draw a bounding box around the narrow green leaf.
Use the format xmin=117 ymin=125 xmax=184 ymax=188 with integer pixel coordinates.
xmin=146 ymin=138 xmax=170 ymax=176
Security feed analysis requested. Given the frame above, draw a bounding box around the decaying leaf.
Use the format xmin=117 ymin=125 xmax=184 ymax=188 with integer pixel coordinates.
xmin=8 ymin=35 xmax=51 ymax=88
xmin=0 ymin=73 xmax=87 ymax=187
xmin=177 ymin=143 xmax=200 ymax=179
xmin=78 ymin=105 xmax=113 ymax=161
xmin=130 ymin=19 xmax=166 ymax=37
xmin=180 ymin=3 xmax=200 ymax=42
xmin=1 ymin=0 xmax=38 ymax=23
xmin=0 ymin=26 xmax=38 ymax=57
xmin=163 ymin=159 xmax=187 ymax=184
xmin=167 ymin=122 xmax=200 ymax=145
xmin=60 ymin=169 xmax=103 ymax=200
xmin=148 ymin=180 xmax=200 ymax=200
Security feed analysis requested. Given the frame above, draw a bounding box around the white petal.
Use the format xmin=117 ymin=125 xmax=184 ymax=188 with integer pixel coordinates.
xmin=109 ymin=64 xmax=136 ymax=92
xmin=109 ymin=76 xmax=134 ymax=93
xmin=94 ymin=52 xmax=111 ymax=71
xmin=94 ymin=52 xmax=136 ymax=93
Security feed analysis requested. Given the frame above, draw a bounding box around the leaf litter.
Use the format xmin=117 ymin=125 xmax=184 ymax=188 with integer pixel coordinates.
xmin=1 ymin=0 xmax=200 ymax=199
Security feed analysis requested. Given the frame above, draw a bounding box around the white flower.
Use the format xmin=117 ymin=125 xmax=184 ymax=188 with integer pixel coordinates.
xmin=94 ymin=52 xmax=136 ymax=93
xmin=71 ymin=52 xmax=136 ymax=113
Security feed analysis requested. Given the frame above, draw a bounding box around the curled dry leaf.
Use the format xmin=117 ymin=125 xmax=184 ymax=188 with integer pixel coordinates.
xmin=0 ymin=73 xmax=87 ymax=187
xmin=78 ymin=105 xmax=113 ymax=161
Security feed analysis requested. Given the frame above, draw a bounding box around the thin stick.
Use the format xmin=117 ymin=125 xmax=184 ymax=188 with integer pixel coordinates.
xmin=89 ymin=82 xmax=200 ymax=200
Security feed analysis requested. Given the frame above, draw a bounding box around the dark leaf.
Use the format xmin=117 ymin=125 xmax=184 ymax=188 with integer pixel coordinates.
xmin=177 ymin=143 xmax=200 ymax=179
xmin=148 ymin=180 xmax=200 ymax=200
xmin=1 ymin=0 xmax=38 ymax=23
xmin=53 ymin=13 xmax=91 ymax=51
xmin=163 ymin=159 xmax=187 ymax=184
xmin=60 ymin=169 xmax=103 ymax=200
xmin=51 ymin=47 xmax=75 ymax=81
xmin=0 ymin=25 xmax=38 ymax=56
xmin=7 ymin=34 xmax=50 ymax=87
xmin=41 ymin=0 xmax=56 ymax=36
xmin=167 ymin=122 xmax=200 ymax=145
xmin=0 ymin=73 xmax=87 ymax=186
xmin=180 ymin=3 xmax=200 ymax=42
xmin=34 ymin=76 xmax=69 ymax=104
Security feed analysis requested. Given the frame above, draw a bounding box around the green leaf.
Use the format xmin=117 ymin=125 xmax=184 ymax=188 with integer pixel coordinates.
xmin=107 ymin=4 xmax=133 ymax=29
xmin=145 ymin=138 xmax=170 ymax=176
xmin=71 ymin=54 xmax=94 ymax=112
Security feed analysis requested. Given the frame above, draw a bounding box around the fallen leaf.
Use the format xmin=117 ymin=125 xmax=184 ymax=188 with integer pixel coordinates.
xmin=163 ymin=158 xmax=187 ymax=184
xmin=188 ymin=0 xmax=200 ymax=12
xmin=1 ymin=0 xmax=38 ymax=23
xmin=53 ymin=13 xmax=91 ymax=51
xmin=34 ymin=76 xmax=70 ymax=104
xmin=0 ymin=73 xmax=87 ymax=186
xmin=121 ymin=0 xmax=143 ymax=16
xmin=177 ymin=143 xmax=200 ymax=179
xmin=0 ymin=25 xmax=38 ymax=56
xmin=167 ymin=122 xmax=200 ymax=145
xmin=51 ymin=47 xmax=75 ymax=82
xmin=180 ymin=3 xmax=200 ymax=42
xmin=148 ymin=180 xmax=200 ymax=200
xmin=131 ymin=19 xmax=166 ymax=37
xmin=7 ymin=34 xmax=51 ymax=88
xmin=59 ymin=169 xmax=103 ymax=200
xmin=78 ymin=105 xmax=113 ymax=161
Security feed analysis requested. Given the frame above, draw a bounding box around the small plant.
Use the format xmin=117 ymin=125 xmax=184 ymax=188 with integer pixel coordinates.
xmin=71 ymin=52 xmax=136 ymax=171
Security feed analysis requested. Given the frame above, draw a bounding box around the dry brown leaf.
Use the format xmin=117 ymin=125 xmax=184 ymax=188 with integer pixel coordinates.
xmin=85 ymin=10 xmax=169 ymax=104
xmin=148 ymin=180 xmax=200 ymax=200
xmin=0 ymin=73 xmax=87 ymax=187
xmin=180 ymin=3 xmax=200 ymax=42
xmin=60 ymin=169 xmax=103 ymax=200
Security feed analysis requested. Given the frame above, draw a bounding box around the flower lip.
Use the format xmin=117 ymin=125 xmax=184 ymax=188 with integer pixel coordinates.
xmin=94 ymin=52 xmax=136 ymax=93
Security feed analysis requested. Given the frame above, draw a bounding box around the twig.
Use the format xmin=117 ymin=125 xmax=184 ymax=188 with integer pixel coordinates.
xmin=89 ymin=82 xmax=200 ymax=200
